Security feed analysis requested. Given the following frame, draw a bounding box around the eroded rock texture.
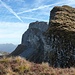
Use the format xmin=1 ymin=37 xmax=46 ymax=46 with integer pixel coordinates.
xmin=46 ymin=5 xmax=75 ymax=67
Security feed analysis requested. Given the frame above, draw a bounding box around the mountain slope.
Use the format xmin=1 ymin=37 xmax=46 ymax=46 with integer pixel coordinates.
xmin=0 ymin=56 xmax=75 ymax=75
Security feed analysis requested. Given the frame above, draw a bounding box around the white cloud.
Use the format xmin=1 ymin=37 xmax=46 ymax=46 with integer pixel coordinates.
xmin=33 ymin=0 xmax=45 ymax=7
xmin=17 ymin=2 xmax=65 ymax=15
xmin=7 ymin=0 xmax=25 ymax=2
xmin=0 ymin=0 xmax=23 ymax=22
xmin=21 ymin=16 xmax=48 ymax=22
xmin=66 ymin=0 xmax=75 ymax=6
xmin=0 ymin=22 xmax=29 ymax=44
xmin=17 ymin=0 xmax=75 ymax=15
xmin=0 ymin=22 xmax=29 ymax=32
xmin=14 ymin=0 xmax=25 ymax=2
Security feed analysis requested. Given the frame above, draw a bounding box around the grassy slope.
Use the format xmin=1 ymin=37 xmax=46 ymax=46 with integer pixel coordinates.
xmin=0 ymin=56 xmax=75 ymax=75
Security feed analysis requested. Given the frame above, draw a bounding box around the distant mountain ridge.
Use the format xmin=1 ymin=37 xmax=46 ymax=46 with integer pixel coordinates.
xmin=0 ymin=44 xmax=17 ymax=53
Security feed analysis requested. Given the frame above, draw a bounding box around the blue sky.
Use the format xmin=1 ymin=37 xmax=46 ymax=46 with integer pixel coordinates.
xmin=0 ymin=0 xmax=75 ymax=45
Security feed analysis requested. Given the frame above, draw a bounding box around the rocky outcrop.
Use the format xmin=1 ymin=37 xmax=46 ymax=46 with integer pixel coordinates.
xmin=10 ymin=21 xmax=48 ymax=63
xmin=46 ymin=5 xmax=75 ymax=67
xmin=10 ymin=5 xmax=75 ymax=68
xmin=21 ymin=21 xmax=48 ymax=63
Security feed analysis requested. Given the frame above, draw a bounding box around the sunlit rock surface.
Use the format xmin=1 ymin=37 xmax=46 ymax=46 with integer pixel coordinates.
xmin=46 ymin=5 xmax=75 ymax=67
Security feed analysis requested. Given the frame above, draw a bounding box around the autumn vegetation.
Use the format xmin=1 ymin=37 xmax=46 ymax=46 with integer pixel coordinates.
xmin=0 ymin=56 xmax=75 ymax=75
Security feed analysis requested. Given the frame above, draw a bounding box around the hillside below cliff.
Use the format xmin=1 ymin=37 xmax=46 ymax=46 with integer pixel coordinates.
xmin=10 ymin=5 xmax=75 ymax=68
xmin=0 ymin=56 xmax=75 ymax=75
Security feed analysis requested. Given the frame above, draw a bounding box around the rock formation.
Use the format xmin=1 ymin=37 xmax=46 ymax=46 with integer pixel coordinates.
xmin=10 ymin=5 xmax=75 ymax=68
xmin=46 ymin=5 xmax=75 ymax=67
xmin=10 ymin=21 xmax=48 ymax=63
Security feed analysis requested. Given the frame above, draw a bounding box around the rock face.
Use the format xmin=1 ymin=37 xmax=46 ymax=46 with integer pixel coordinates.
xmin=20 ymin=21 xmax=48 ymax=63
xmin=46 ymin=5 xmax=75 ymax=67
xmin=11 ymin=5 xmax=75 ymax=68
xmin=10 ymin=21 xmax=48 ymax=63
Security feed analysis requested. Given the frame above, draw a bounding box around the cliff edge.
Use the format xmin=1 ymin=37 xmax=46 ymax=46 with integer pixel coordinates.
xmin=46 ymin=5 xmax=75 ymax=67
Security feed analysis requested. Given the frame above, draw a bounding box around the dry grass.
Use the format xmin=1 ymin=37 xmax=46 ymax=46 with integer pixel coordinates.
xmin=0 ymin=56 xmax=75 ymax=75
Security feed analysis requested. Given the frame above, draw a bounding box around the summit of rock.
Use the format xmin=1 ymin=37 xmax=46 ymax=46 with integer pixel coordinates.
xmin=49 ymin=5 xmax=75 ymax=32
xmin=29 ymin=21 xmax=48 ymax=32
xmin=46 ymin=5 xmax=75 ymax=67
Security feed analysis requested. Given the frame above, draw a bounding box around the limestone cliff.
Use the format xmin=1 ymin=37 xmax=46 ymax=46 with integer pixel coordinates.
xmin=10 ymin=21 xmax=48 ymax=63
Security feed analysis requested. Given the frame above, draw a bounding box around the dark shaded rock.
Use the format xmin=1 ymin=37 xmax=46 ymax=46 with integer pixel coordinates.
xmin=10 ymin=44 xmax=26 ymax=56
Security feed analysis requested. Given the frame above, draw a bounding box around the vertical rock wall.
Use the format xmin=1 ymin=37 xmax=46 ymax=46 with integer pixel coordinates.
xmin=46 ymin=5 xmax=75 ymax=67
